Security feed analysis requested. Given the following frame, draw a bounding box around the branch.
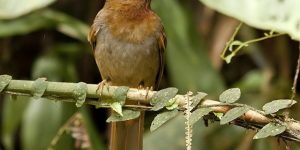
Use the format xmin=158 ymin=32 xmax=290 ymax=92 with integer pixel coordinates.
xmin=1 ymin=79 xmax=300 ymax=142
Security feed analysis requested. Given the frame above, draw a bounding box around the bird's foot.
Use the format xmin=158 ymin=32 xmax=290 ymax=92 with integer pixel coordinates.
xmin=137 ymin=85 xmax=153 ymax=102
xmin=96 ymin=79 xmax=110 ymax=98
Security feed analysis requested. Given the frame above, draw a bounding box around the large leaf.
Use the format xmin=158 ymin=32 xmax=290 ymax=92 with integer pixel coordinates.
xmin=219 ymin=88 xmax=241 ymax=103
xmin=0 ymin=9 xmax=89 ymax=41
xmin=220 ymin=106 xmax=249 ymax=125
xmin=21 ymin=45 xmax=79 ymax=150
xmin=200 ymin=0 xmax=300 ymax=40
xmin=1 ymin=95 xmax=29 ymax=150
xmin=31 ymin=43 xmax=83 ymax=81
xmin=0 ymin=0 xmax=55 ymax=19
xmin=253 ymin=122 xmax=286 ymax=139
xmin=153 ymin=0 xmax=224 ymax=94
xmin=21 ymin=100 xmax=64 ymax=150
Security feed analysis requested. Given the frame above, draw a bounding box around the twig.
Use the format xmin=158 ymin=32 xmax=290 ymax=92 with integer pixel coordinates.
xmin=221 ymin=23 xmax=285 ymax=62
xmin=291 ymin=43 xmax=300 ymax=100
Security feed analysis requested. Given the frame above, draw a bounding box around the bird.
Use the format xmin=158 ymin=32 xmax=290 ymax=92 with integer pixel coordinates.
xmin=88 ymin=0 xmax=166 ymax=149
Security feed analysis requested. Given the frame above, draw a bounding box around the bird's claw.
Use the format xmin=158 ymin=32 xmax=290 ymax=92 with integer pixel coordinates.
xmin=137 ymin=86 xmax=153 ymax=101
xmin=96 ymin=79 xmax=109 ymax=98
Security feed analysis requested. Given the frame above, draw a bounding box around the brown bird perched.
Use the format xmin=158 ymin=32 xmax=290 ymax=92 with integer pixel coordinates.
xmin=88 ymin=0 xmax=166 ymax=150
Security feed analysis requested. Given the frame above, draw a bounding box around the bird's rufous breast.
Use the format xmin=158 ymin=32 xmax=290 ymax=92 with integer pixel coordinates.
xmin=105 ymin=10 xmax=161 ymax=43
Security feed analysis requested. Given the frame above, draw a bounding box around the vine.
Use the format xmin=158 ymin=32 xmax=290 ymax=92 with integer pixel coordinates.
xmin=221 ymin=23 xmax=285 ymax=63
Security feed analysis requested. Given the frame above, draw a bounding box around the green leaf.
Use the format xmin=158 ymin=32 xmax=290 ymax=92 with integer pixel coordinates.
xmin=2 ymin=95 xmax=29 ymax=150
xmin=0 ymin=0 xmax=55 ymax=19
xmin=214 ymin=112 xmax=223 ymax=120
xmin=150 ymin=87 xmax=178 ymax=111
xmin=110 ymin=102 xmax=123 ymax=116
xmin=103 ymin=86 xmax=129 ymax=115
xmin=31 ymin=78 xmax=48 ymax=99
xmin=190 ymin=92 xmax=207 ymax=109
xmin=0 ymin=75 xmax=12 ymax=92
xmin=166 ymin=102 xmax=179 ymax=110
xmin=219 ymin=88 xmax=241 ymax=103
xmin=0 ymin=9 xmax=89 ymax=41
xmin=152 ymin=0 xmax=225 ymax=95
xmin=112 ymin=86 xmax=129 ymax=105
xmin=150 ymin=110 xmax=179 ymax=132
xmin=22 ymin=100 xmax=65 ymax=150
xmin=73 ymin=82 xmax=87 ymax=107
xmin=96 ymin=98 xmax=114 ymax=107
xmin=253 ymin=122 xmax=286 ymax=139
xmin=52 ymin=10 xmax=89 ymax=41
xmin=165 ymin=97 xmax=179 ymax=110
xmin=262 ymin=99 xmax=297 ymax=115
xmin=220 ymin=106 xmax=249 ymax=125
xmin=190 ymin=108 xmax=212 ymax=125
xmin=166 ymin=97 xmax=176 ymax=106
xmin=106 ymin=109 xmax=140 ymax=122
xmin=200 ymin=0 xmax=300 ymax=40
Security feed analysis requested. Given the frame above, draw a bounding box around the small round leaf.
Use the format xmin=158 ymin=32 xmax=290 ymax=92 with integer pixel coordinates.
xmin=110 ymin=102 xmax=123 ymax=116
xmin=263 ymin=99 xmax=297 ymax=114
xmin=219 ymin=88 xmax=241 ymax=103
xmin=253 ymin=122 xmax=286 ymax=139
xmin=150 ymin=88 xmax=178 ymax=111
xmin=150 ymin=110 xmax=178 ymax=132
xmin=189 ymin=108 xmax=212 ymax=126
xmin=31 ymin=78 xmax=48 ymax=99
xmin=220 ymin=106 xmax=249 ymax=125
xmin=73 ymin=82 xmax=87 ymax=107
xmin=106 ymin=109 xmax=140 ymax=122
xmin=0 ymin=75 xmax=12 ymax=92
xmin=190 ymin=92 xmax=207 ymax=109
xmin=112 ymin=86 xmax=129 ymax=105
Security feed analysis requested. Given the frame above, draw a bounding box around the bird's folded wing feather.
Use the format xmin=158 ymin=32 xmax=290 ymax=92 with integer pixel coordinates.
xmin=155 ymin=25 xmax=167 ymax=89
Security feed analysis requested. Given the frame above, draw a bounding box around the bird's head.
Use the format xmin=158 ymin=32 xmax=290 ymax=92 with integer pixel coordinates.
xmin=104 ymin=0 xmax=152 ymax=10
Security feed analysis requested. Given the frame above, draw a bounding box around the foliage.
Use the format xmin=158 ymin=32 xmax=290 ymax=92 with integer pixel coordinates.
xmin=0 ymin=0 xmax=55 ymax=19
xmin=200 ymin=0 xmax=300 ymax=40
xmin=1 ymin=0 xmax=300 ymax=149
xmin=2 ymin=76 xmax=299 ymax=149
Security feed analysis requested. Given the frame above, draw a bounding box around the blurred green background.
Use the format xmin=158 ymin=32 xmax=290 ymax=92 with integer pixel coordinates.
xmin=0 ymin=0 xmax=300 ymax=149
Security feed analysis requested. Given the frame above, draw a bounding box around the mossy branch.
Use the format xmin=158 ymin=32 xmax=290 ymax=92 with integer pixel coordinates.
xmin=1 ymin=78 xmax=300 ymax=142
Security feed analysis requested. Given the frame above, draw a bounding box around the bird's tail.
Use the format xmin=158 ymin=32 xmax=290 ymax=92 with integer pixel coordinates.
xmin=109 ymin=111 xmax=145 ymax=150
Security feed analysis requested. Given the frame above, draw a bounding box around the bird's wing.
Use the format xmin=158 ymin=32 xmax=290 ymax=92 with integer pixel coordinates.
xmin=88 ymin=13 xmax=102 ymax=50
xmin=88 ymin=25 xmax=99 ymax=50
xmin=155 ymin=25 xmax=167 ymax=89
